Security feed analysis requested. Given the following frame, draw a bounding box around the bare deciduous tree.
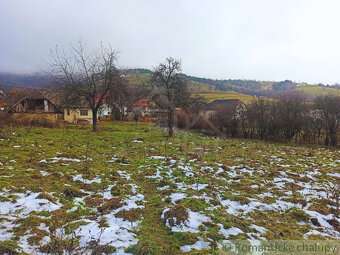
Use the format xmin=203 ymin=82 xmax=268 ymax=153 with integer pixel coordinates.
xmin=151 ymin=57 xmax=191 ymax=137
xmin=315 ymin=95 xmax=340 ymax=146
xmin=49 ymin=41 xmax=123 ymax=131
xmin=3 ymin=87 xmax=30 ymax=109
xmin=106 ymin=80 xmax=134 ymax=121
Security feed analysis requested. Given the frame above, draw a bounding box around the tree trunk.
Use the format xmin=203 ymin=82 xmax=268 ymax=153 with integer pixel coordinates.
xmin=168 ymin=109 xmax=174 ymax=137
xmin=330 ymin=128 xmax=337 ymax=146
xmin=324 ymin=133 xmax=329 ymax=146
xmin=92 ymin=109 xmax=98 ymax=132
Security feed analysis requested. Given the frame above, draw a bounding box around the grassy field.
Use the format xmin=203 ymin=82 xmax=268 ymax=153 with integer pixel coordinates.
xmin=125 ymin=73 xmax=217 ymax=94
xmin=125 ymin=73 xmax=256 ymax=102
xmin=0 ymin=122 xmax=339 ymax=254
xmin=125 ymin=74 xmax=150 ymax=86
xmin=198 ymin=92 xmax=256 ymax=102
xmin=295 ymin=85 xmax=340 ymax=96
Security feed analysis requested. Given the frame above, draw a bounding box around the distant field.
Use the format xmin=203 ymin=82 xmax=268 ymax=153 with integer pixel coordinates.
xmin=188 ymin=81 xmax=216 ymax=93
xmin=295 ymin=85 xmax=340 ymax=95
xmin=126 ymin=73 xmax=218 ymax=94
xmin=125 ymin=74 xmax=150 ymax=86
xmin=199 ymin=91 xmax=256 ymax=102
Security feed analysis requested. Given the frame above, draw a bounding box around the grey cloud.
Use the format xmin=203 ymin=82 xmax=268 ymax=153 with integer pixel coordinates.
xmin=1 ymin=0 xmax=340 ymax=84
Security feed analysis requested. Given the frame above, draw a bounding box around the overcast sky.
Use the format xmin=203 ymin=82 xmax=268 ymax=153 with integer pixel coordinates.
xmin=1 ymin=0 xmax=340 ymax=84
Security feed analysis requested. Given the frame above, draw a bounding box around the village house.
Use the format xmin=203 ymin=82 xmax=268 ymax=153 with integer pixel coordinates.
xmin=200 ymin=99 xmax=240 ymax=118
xmin=0 ymin=89 xmax=5 ymax=110
xmin=98 ymin=104 xmax=112 ymax=118
xmin=63 ymin=101 xmax=93 ymax=124
xmin=131 ymin=98 xmax=168 ymax=125
xmin=132 ymin=98 xmax=153 ymax=122
xmin=9 ymin=89 xmax=94 ymax=124
xmin=95 ymin=95 xmax=112 ymax=119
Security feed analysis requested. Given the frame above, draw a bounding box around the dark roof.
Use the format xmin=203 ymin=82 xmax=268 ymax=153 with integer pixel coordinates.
xmin=206 ymin=99 xmax=240 ymax=110
xmin=11 ymin=89 xmax=91 ymax=110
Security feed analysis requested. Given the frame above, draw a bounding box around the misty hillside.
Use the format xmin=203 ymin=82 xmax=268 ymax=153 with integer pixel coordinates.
xmin=0 ymin=72 xmax=53 ymax=89
xmin=124 ymin=69 xmax=340 ymax=99
xmin=1 ymin=70 xmax=339 ymax=100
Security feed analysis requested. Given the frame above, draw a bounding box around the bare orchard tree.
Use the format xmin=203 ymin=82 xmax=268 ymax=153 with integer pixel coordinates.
xmin=106 ymin=80 xmax=135 ymax=120
xmin=49 ymin=41 xmax=123 ymax=131
xmin=315 ymin=95 xmax=340 ymax=146
xmin=2 ymin=87 xmax=30 ymax=109
xmin=151 ymin=57 xmax=191 ymax=137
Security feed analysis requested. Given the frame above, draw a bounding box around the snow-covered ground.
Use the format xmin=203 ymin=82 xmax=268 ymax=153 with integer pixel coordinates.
xmin=0 ymin=127 xmax=339 ymax=254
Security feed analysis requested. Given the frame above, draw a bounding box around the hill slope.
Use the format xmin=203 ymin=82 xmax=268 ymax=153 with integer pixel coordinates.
xmin=1 ymin=69 xmax=339 ymax=100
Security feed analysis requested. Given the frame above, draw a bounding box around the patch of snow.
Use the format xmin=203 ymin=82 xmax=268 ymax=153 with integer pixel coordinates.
xmin=117 ymin=170 xmax=131 ymax=180
xmin=157 ymin=185 xmax=170 ymax=191
xmin=116 ymin=193 xmax=145 ymax=213
xmin=146 ymin=167 xmax=162 ymax=179
xmin=240 ymin=168 xmax=254 ymax=176
xmin=103 ymin=185 xmax=115 ymax=199
xmin=303 ymin=230 xmax=334 ymax=239
xmin=327 ymin=173 xmax=340 ymax=178
xmin=180 ymin=237 xmax=210 ymax=252
xmin=251 ymin=224 xmax=267 ymax=234
xmin=40 ymin=157 xmax=82 ymax=163
xmin=215 ymin=168 xmax=224 ymax=174
xmin=0 ymin=220 xmax=15 ymax=241
xmin=191 ymin=193 xmax=213 ymax=203
xmin=278 ymin=164 xmax=290 ymax=168
xmin=40 ymin=170 xmax=49 ymax=176
xmin=132 ymin=140 xmax=143 ymax=143
xmin=189 ymin=183 xmax=208 ymax=191
xmin=304 ymin=210 xmax=340 ymax=238
xmin=73 ymin=174 xmax=101 ymax=184
xmin=219 ymin=197 xmax=297 ymax=216
xmin=149 ymin=155 xmax=166 ymax=160
xmin=113 ymin=248 xmax=133 ymax=255
xmin=273 ymin=177 xmax=295 ymax=189
xmin=0 ymin=191 xmax=61 ymax=216
xmin=108 ymin=155 xmax=118 ymax=163
xmin=76 ymin=216 xmax=140 ymax=249
xmin=178 ymin=164 xmax=194 ymax=177
xmin=218 ymin=223 xmax=244 ymax=238
xmin=201 ymin=166 xmax=214 ymax=172
xmin=170 ymin=193 xmax=187 ymax=203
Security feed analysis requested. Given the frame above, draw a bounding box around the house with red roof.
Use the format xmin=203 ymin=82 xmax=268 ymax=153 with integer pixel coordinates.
xmin=132 ymin=98 xmax=154 ymax=122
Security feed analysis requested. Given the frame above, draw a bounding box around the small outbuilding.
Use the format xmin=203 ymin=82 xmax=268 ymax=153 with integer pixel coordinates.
xmin=9 ymin=89 xmax=63 ymax=123
xmin=200 ymin=99 xmax=240 ymax=118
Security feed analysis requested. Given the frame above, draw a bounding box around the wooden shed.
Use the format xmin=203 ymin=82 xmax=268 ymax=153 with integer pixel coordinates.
xmin=9 ymin=89 xmax=64 ymax=124
xmin=10 ymin=89 xmax=62 ymax=114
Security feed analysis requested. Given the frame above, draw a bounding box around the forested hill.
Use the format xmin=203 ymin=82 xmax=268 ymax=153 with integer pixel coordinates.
xmin=1 ymin=69 xmax=339 ymax=98
xmin=0 ymin=72 xmax=53 ymax=89
xmin=124 ymin=69 xmax=340 ymax=98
